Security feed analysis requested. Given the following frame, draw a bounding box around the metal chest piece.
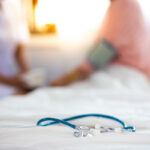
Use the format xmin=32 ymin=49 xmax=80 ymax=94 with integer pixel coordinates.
xmin=74 ymin=126 xmax=91 ymax=137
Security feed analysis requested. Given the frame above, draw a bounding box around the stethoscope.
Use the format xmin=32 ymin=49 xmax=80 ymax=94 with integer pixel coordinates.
xmin=37 ymin=113 xmax=135 ymax=137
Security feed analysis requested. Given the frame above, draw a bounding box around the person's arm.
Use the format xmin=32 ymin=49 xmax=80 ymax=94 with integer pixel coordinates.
xmin=14 ymin=44 xmax=35 ymax=90
xmin=51 ymin=61 xmax=94 ymax=86
xmin=0 ymin=74 xmax=23 ymax=86
xmin=0 ymin=74 xmax=14 ymax=85
xmin=0 ymin=44 xmax=30 ymax=87
xmin=51 ymin=39 xmax=117 ymax=86
xmin=15 ymin=44 xmax=29 ymax=73
xmin=0 ymin=74 xmax=8 ymax=84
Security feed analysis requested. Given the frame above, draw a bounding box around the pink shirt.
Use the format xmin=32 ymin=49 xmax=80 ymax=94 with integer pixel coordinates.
xmin=96 ymin=0 xmax=150 ymax=79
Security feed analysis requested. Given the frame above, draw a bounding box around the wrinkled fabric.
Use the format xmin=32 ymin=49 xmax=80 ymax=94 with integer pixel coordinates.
xmin=0 ymin=65 xmax=150 ymax=149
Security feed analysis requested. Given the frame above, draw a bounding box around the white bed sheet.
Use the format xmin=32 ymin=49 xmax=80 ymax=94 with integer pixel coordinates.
xmin=0 ymin=64 xmax=150 ymax=150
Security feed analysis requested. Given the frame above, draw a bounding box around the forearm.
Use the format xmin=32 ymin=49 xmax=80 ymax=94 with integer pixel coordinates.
xmin=0 ymin=73 xmax=26 ymax=87
xmin=15 ymin=44 xmax=29 ymax=73
xmin=0 ymin=74 xmax=12 ymax=85
xmin=51 ymin=62 xmax=94 ymax=86
xmin=0 ymin=74 xmax=6 ymax=84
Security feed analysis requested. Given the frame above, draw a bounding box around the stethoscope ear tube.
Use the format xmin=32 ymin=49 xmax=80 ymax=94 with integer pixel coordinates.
xmin=37 ymin=117 xmax=76 ymax=129
xmin=37 ymin=113 xmax=135 ymax=133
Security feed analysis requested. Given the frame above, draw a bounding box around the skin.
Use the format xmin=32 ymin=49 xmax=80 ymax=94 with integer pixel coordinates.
xmin=51 ymin=62 xmax=94 ymax=86
xmin=0 ymin=44 xmax=30 ymax=88
xmin=15 ymin=44 xmax=29 ymax=73
xmin=51 ymin=67 xmax=92 ymax=86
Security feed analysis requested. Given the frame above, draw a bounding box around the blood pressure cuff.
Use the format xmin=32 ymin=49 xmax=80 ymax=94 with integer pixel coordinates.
xmin=87 ymin=39 xmax=118 ymax=70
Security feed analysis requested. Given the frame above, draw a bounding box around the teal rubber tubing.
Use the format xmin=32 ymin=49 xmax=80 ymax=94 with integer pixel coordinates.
xmin=37 ymin=113 xmax=135 ymax=132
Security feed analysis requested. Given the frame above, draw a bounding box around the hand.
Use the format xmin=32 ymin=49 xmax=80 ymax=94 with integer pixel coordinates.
xmin=10 ymin=74 xmax=35 ymax=91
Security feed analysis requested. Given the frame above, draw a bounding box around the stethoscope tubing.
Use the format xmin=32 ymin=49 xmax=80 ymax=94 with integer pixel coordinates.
xmin=37 ymin=113 xmax=135 ymax=132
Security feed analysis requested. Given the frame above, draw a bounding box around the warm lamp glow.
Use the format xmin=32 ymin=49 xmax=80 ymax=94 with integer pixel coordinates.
xmin=35 ymin=0 xmax=57 ymax=26
xmin=35 ymin=0 xmax=110 ymax=36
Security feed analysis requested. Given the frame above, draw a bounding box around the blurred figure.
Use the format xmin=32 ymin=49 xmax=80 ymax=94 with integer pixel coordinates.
xmin=51 ymin=0 xmax=150 ymax=86
xmin=0 ymin=0 xmax=30 ymax=98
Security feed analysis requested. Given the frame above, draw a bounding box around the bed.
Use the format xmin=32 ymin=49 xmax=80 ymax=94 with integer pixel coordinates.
xmin=0 ymin=64 xmax=150 ymax=150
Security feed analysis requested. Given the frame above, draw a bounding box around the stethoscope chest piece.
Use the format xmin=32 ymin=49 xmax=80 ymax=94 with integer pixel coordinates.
xmin=74 ymin=126 xmax=91 ymax=137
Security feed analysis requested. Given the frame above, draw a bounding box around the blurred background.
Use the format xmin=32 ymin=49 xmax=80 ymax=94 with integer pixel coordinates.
xmin=22 ymin=0 xmax=110 ymax=82
xmin=1 ymin=0 xmax=150 ymax=82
